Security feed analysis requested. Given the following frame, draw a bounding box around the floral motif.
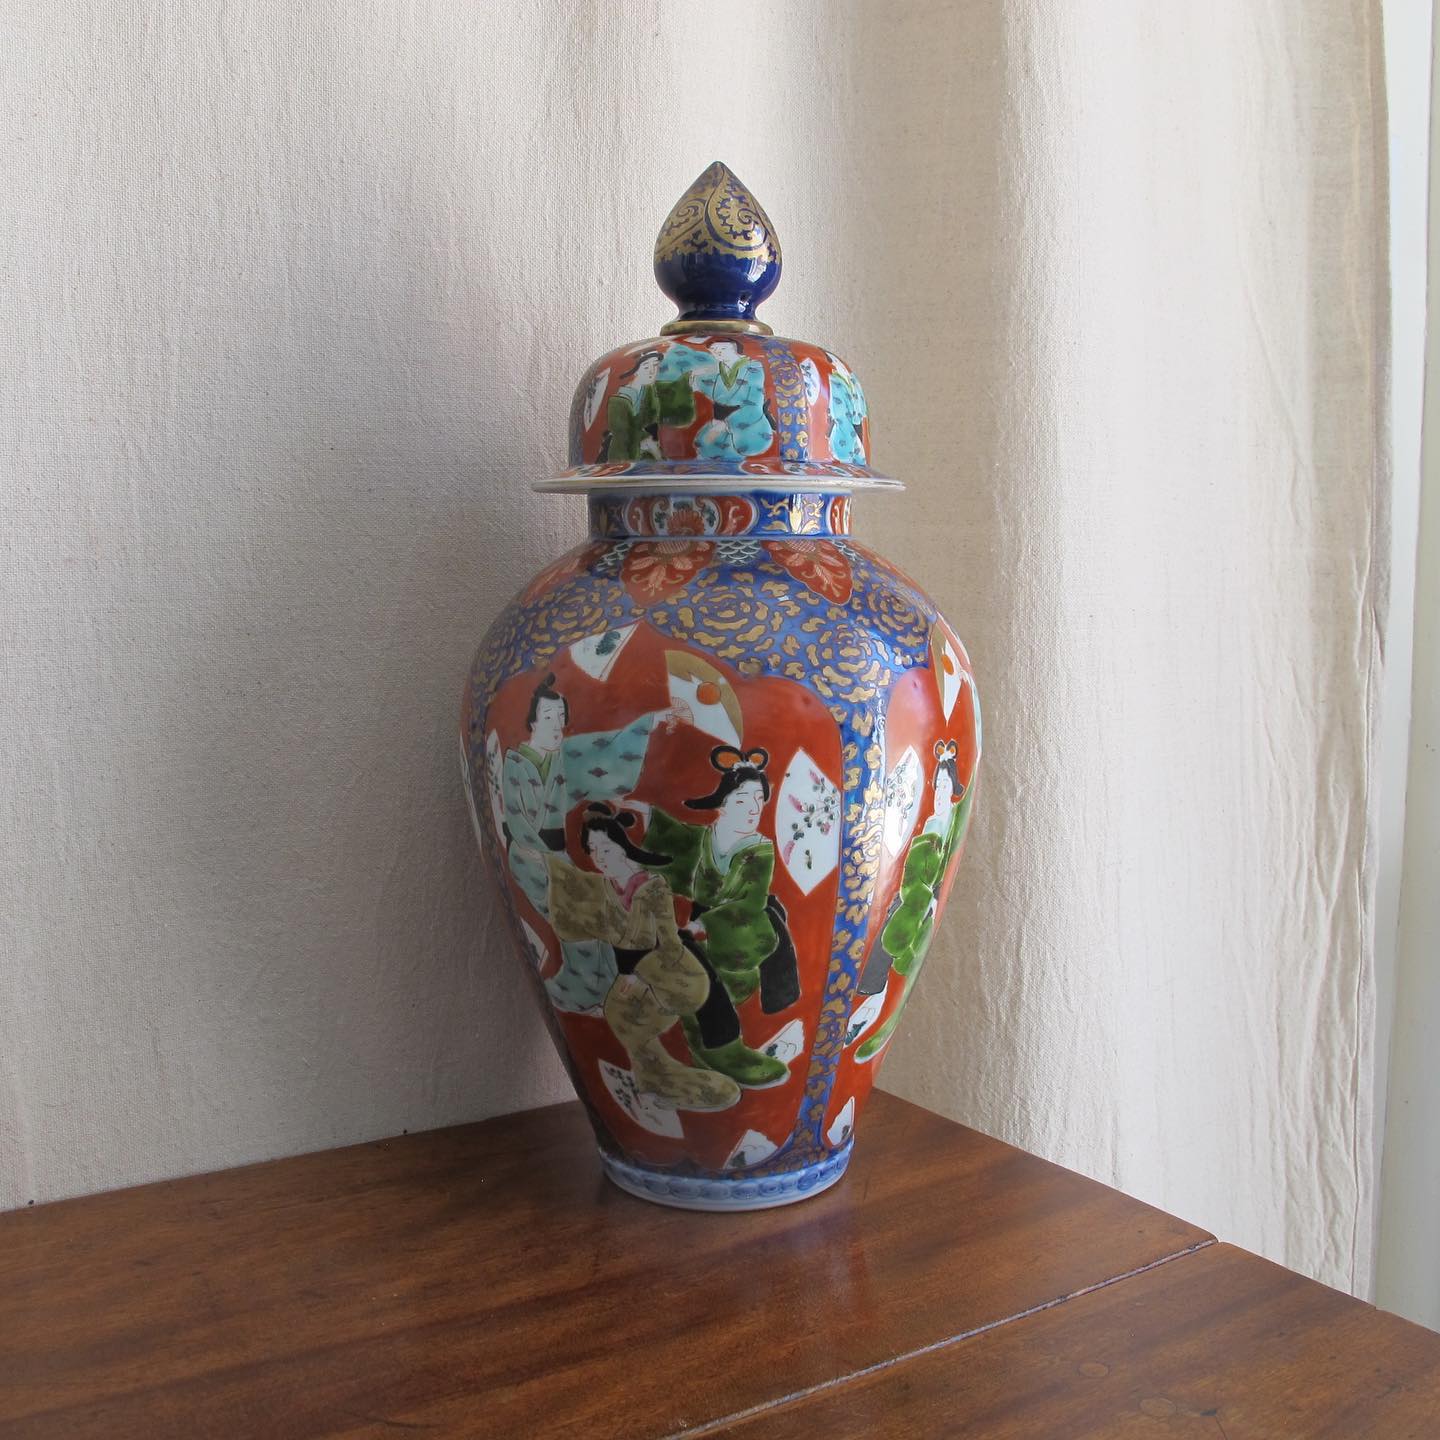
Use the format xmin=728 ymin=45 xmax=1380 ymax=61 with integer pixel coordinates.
xmin=779 ymin=757 xmax=841 ymax=875
xmin=617 ymin=494 xmax=759 ymax=538
xmin=762 ymin=539 xmax=854 ymax=603
xmin=621 ymin=540 xmax=716 ymax=606
xmin=520 ymin=542 xmax=606 ymax=605
xmin=666 ymin=506 xmax=708 ymax=536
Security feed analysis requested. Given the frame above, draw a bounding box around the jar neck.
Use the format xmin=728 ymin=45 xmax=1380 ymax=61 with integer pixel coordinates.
xmin=588 ymin=490 xmax=851 ymax=540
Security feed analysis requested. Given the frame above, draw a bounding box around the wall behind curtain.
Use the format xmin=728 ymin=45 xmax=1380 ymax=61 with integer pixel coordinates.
xmin=1 ymin=3 xmax=1387 ymax=1294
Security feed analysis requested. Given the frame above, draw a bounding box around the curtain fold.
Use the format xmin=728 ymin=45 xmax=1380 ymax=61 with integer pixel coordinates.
xmin=860 ymin=0 xmax=1389 ymax=1294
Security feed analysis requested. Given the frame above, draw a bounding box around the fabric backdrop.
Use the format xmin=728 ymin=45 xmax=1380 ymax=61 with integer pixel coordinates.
xmin=0 ymin=2 xmax=1388 ymax=1294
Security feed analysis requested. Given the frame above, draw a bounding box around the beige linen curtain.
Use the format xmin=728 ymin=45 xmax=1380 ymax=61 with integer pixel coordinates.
xmin=1 ymin=2 xmax=1388 ymax=1294
xmin=860 ymin=3 xmax=1389 ymax=1295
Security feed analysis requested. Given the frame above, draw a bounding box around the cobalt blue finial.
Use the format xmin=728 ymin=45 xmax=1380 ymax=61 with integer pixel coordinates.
xmin=654 ymin=162 xmax=781 ymax=335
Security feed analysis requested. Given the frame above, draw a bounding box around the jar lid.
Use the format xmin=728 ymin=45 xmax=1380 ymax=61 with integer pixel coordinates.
xmin=536 ymin=162 xmax=899 ymax=493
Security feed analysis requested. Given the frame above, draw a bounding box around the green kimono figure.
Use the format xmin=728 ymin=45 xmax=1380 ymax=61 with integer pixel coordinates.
xmin=601 ymin=349 xmax=698 ymax=462
xmin=854 ymin=743 xmax=972 ymax=1062
xmin=690 ymin=340 xmax=773 ymax=460
xmin=502 ymin=674 xmax=672 ymax=1012
xmin=640 ymin=746 xmax=799 ymax=1088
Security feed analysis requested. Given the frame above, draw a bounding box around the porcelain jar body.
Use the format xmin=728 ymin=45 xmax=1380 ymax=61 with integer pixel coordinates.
xmin=461 ymin=490 xmax=979 ymax=1209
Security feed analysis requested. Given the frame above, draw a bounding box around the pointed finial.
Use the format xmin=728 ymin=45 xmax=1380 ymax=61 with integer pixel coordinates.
xmin=653 ymin=162 xmax=781 ymax=335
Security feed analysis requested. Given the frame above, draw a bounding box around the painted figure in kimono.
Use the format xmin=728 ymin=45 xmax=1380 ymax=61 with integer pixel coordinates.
xmin=689 ymin=339 xmax=774 ymax=460
xmin=643 ymin=746 xmax=799 ymax=1087
xmin=826 ymin=352 xmax=867 ymax=464
xmin=598 ymin=349 xmax=697 ymax=462
xmin=545 ymin=805 xmax=740 ymax=1112
xmin=852 ymin=740 xmax=972 ymax=1061
xmin=501 ymin=673 xmax=682 ymax=1012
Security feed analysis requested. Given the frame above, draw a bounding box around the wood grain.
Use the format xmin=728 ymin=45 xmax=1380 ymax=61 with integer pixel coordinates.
xmin=0 ymin=1092 xmax=1207 ymax=1438
xmin=708 ymin=1242 xmax=1440 ymax=1439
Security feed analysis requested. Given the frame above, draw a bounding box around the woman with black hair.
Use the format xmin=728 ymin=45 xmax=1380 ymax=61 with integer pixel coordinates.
xmin=642 ymin=745 xmax=800 ymax=1088
xmin=501 ymin=671 xmax=683 ymax=1013
xmin=597 ymin=347 xmax=697 ymax=462
xmin=851 ymin=740 xmax=972 ymax=1062
xmin=546 ymin=805 xmax=740 ymax=1113
xmin=688 ymin=339 xmax=773 ymax=459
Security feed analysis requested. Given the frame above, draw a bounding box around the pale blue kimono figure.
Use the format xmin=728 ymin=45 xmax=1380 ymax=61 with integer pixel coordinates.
xmin=689 ymin=340 xmax=773 ymax=460
xmin=501 ymin=675 xmax=664 ymax=1012
xmin=657 ymin=343 xmax=711 ymax=386
xmin=827 ymin=356 xmax=867 ymax=464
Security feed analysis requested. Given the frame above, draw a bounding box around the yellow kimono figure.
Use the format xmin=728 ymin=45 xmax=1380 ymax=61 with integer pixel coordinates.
xmin=502 ymin=672 xmax=674 ymax=1012
xmin=546 ymin=805 xmax=740 ymax=1113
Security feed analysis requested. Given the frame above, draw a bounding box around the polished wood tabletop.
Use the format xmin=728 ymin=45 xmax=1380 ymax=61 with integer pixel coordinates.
xmin=0 ymin=1092 xmax=1434 ymax=1437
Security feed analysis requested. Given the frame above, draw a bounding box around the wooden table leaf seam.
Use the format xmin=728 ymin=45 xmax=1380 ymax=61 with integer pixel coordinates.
xmin=665 ymin=1236 xmax=1219 ymax=1439
xmin=6 ymin=1094 xmax=1434 ymax=1438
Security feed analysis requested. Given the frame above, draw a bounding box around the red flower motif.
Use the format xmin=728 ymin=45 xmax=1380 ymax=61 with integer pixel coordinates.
xmin=666 ymin=507 xmax=707 ymax=536
xmin=763 ymin=539 xmax=854 ymax=603
xmin=521 ymin=543 xmax=603 ymax=604
xmin=621 ymin=541 xmax=715 ymax=606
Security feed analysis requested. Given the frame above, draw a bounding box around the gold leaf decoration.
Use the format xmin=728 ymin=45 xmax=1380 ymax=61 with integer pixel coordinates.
xmin=654 ymin=162 xmax=780 ymax=265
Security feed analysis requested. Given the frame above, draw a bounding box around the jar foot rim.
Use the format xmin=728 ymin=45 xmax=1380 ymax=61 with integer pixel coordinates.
xmin=600 ymin=1144 xmax=853 ymax=1212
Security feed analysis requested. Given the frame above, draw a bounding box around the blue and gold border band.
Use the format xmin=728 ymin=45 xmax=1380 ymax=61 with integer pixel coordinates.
xmin=588 ymin=490 xmax=853 ymax=539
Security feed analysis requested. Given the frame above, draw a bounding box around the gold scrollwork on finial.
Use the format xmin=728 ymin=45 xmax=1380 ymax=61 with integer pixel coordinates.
xmin=655 ymin=162 xmax=781 ymax=265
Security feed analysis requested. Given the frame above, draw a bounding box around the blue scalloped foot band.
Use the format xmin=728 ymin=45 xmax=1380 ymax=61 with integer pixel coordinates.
xmin=600 ymin=1145 xmax=853 ymax=1212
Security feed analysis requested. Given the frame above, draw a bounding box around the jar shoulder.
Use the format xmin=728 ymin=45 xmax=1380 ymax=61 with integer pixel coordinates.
xmin=469 ymin=537 xmax=970 ymax=698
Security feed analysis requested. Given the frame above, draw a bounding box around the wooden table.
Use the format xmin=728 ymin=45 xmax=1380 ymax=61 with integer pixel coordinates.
xmin=1 ymin=1093 xmax=1436 ymax=1437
